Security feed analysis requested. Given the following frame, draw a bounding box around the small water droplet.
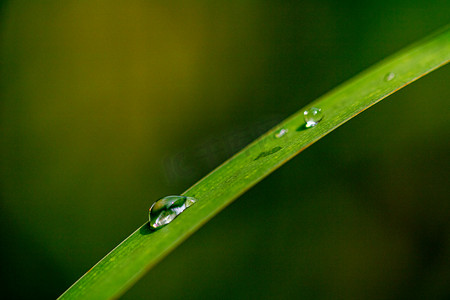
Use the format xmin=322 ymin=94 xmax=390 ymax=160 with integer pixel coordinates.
xmin=275 ymin=128 xmax=288 ymax=138
xmin=384 ymin=72 xmax=395 ymax=81
xmin=149 ymin=195 xmax=197 ymax=229
xmin=303 ymin=107 xmax=323 ymax=128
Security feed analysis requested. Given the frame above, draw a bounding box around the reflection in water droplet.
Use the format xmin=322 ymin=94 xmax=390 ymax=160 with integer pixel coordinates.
xmin=275 ymin=128 xmax=288 ymax=138
xmin=385 ymin=72 xmax=395 ymax=81
xmin=303 ymin=107 xmax=323 ymax=128
xmin=149 ymin=195 xmax=197 ymax=229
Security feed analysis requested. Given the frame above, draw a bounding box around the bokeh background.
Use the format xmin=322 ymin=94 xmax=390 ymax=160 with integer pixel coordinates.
xmin=1 ymin=1 xmax=449 ymax=299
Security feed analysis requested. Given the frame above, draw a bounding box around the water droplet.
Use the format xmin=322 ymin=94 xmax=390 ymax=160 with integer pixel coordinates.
xmin=303 ymin=107 xmax=323 ymax=128
xmin=149 ymin=195 xmax=197 ymax=229
xmin=384 ymin=72 xmax=395 ymax=81
xmin=275 ymin=128 xmax=288 ymax=138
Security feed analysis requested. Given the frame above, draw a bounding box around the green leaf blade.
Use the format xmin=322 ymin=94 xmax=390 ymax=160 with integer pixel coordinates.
xmin=59 ymin=26 xmax=450 ymax=300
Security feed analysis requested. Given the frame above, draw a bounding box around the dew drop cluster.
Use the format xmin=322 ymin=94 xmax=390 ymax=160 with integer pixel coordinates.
xmin=149 ymin=108 xmax=328 ymax=230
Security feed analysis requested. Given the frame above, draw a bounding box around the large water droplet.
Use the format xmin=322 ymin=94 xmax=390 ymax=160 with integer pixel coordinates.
xmin=303 ymin=107 xmax=323 ymax=128
xmin=275 ymin=128 xmax=288 ymax=138
xmin=149 ymin=195 xmax=197 ymax=229
xmin=384 ymin=72 xmax=395 ymax=82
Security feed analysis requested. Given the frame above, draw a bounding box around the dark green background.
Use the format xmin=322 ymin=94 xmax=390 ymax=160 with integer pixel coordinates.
xmin=1 ymin=1 xmax=449 ymax=299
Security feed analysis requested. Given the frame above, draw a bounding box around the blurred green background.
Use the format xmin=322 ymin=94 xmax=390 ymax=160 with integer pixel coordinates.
xmin=1 ymin=1 xmax=449 ymax=299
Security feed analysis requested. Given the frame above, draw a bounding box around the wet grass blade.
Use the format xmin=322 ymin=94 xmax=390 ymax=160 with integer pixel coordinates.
xmin=59 ymin=26 xmax=450 ymax=299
